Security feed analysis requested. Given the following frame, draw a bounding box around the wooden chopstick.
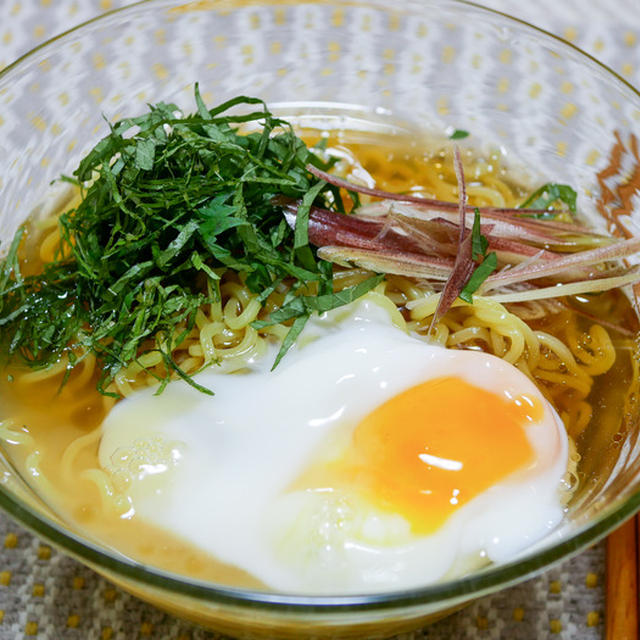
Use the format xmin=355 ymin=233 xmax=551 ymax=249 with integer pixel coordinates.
xmin=606 ymin=516 xmax=639 ymax=640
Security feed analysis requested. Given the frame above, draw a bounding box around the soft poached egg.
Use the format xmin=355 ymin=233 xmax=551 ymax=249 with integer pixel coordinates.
xmin=99 ymin=297 xmax=568 ymax=594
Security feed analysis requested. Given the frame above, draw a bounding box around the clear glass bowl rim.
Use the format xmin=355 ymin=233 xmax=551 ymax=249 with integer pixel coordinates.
xmin=0 ymin=0 xmax=639 ymax=613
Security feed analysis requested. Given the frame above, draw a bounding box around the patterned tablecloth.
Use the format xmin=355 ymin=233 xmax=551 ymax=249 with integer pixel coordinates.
xmin=0 ymin=1 xmax=639 ymax=638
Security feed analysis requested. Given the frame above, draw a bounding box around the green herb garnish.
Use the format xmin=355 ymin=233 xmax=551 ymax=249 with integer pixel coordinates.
xmin=449 ymin=129 xmax=470 ymax=140
xmin=0 ymin=86 xmax=382 ymax=395
xmin=519 ymin=182 xmax=578 ymax=217
xmin=459 ymin=208 xmax=497 ymax=303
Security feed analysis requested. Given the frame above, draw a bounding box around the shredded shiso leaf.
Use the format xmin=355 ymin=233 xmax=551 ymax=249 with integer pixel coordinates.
xmin=0 ymin=87 xmax=381 ymax=394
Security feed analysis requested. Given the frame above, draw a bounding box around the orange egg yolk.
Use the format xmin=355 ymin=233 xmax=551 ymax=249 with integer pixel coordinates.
xmin=298 ymin=376 xmax=540 ymax=535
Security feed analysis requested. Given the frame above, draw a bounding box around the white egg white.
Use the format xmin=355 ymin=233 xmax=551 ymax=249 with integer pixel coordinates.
xmin=98 ymin=297 xmax=568 ymax=594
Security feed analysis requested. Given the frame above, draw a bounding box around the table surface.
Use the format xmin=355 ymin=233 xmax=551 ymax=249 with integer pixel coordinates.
xmin=0 ymin=1 xmax=639 ymax=638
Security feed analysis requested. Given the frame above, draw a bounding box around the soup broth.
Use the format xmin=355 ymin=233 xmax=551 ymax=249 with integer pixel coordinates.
xmin=0 ymin=129 xmax=637 ymax=590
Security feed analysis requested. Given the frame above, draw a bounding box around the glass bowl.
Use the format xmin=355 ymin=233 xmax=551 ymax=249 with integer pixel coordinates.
xmin=1 ymin=0 xmax=640 ymax=637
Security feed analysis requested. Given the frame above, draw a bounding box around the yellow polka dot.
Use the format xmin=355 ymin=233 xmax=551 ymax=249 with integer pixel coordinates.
xmin=38 ymin=59 xmax=52 ymax=74
xmin=476 ymin=615 xmax=489 ymax=629
xmin=89 ymin=87 xmax=104 ymax=103
xmin=437 ymin=96 xmax=449 ymax=115
xmin=550 ymin=619 xmax=562 ymax=633
xmin=563 ymin=26 xmax=577 ymax=42
xmin=442 ymin=46 xmax=455 ymax=64
xmin=101 ymin=628 xmax=113 ymax=640
xmin=47 ymin=123 xmax=62 ymax=137
xmin=33 ymin=25 xmax=46 ymax=39
xmin=250 ymin=13 xmax=260 ymax=29
xmin=41 ymin=0 xmax=52 ymax=6
xmin=321 ymin=68 xmax=333 ymax=76
xmin=92 ymin=54 xmax=106 ymax=70
xmin=67 ymin=614 xmax=80 ymax=628
xmin=32 ymin=584 xmax=44 ymax=597
xmin=529 ymin=82 xmax=542 ymax=99
xmin=274 ymin=8 xmax=286 ymax=25
xmin=10 ymin=3 xmax=21 ymax=17
xmin=68 ymin=2 xmax=78 ymax=16
xmin=0 ymin=115 xmax=4 ymax=127
xmin=4 ymin=533 xmax=17 ymax=549
xmin=587 ymin=611 xmax=600 ymax=627
xmin=550 ymin=580 xmax=562 ymax=593
xmin=622 ymin=63 xmax=634 ymax=77
xmin=73 ymin=576 xmax=85 ymax=590
xmin=277 ymin=67 xmax=287 ymax=77
xmin=270 ymin=41 xmax=281 ymax=55
xmin=38 ymin=545 xmax=51 ymax=560
xmin=416 ymin=22 xmax=427 ymax=38
xmin=331 ymin=8 xmax=344 ymax=27
xmin=497 ymin=77 xmax=509 ymax=93
xmin=513 ymin=607 xmax=524 ymax=622
xmin=624 ymin=31 xmax=637 ymax=47
xmin=153 ymin=63 xmax=169 ymax=81
xmin=561 ymin=103 xmax=577 ymax=120
xmin=472 ymin=54 xmax=482 ymax=70
xmin=140 ymin=621 xmax=153 ymax=636
xmin=594 ymin=38 xmax=604 ymax=53
xmin=586 ymin=149 xmax=600 ymax=166
xmin=0 ymin=571 xmax=12 ymax=586
xmin=40 ymin=157 xmax=50 ymax=168
xmin=25 ymin=621 xmax=38 ymax=636
xmin=67 ymin=139 xmax=78 ymax=153
xmin=499 ymin=48 xmax=512 ymax=64
xmin=100 ymin=0 xmax=113 ymax=9
xmin=388 ymin=13 xmax=400 ymax=31
xmin=586 ymin=572 xmax=598 ymax=588
xmin=2 ymin=31 xmax=12 ymax=45
xmin=103 ymin=588 xmax=117 ymax=603
xmin=58 ymin=92 xmax=70 ymax=107
xmin=154 ymin=29 xmax=166 ymax=45
xmin=383 ymin=63 xmax=394 ymax=76
xmin=561 ymin=81 xmax=574 ymax=94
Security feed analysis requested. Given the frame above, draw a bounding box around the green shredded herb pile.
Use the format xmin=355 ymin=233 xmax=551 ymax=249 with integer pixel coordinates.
xmin=0 ymin=87 xmax=382 ymax=395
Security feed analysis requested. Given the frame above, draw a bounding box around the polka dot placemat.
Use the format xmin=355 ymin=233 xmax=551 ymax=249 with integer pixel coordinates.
xmin=0 ymin=1 xmax=638 ymax=638
xmin=0 ymin=518 xmax=607 ymax=639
